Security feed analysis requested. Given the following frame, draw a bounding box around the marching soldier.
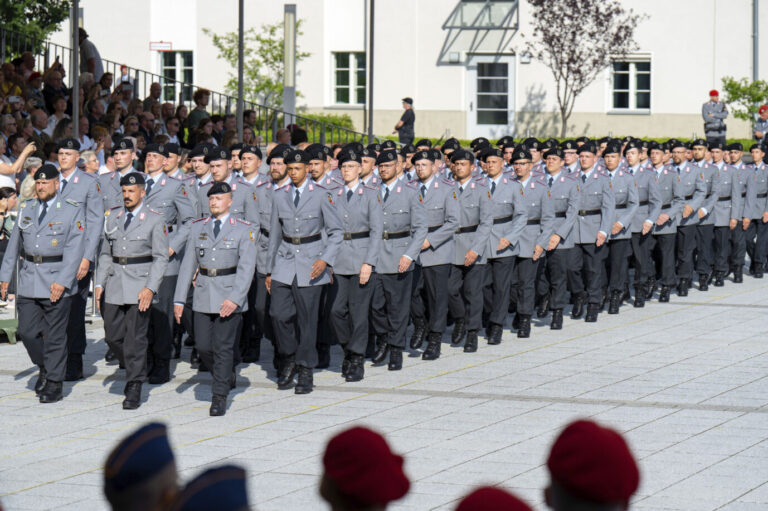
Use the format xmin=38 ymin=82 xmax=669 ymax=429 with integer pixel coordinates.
xmin=265 ymin=149 xmax=343 ymax=394
xmin=142 ymin=143 xmax=196 ymax=382
xmin=173 ymin=182 xmax=257 ymax=416
xmin=328 ymin=149 xmax=382 ymax=382
xmin=744 ymin=144 xmax=768 ymax=278
xmin=707 ymin=142 xmax=741 ymax=286
xmin=692 ymin=139 xmax=718 ymax=290
xmin=728 ymin=143 xmax=749 ymax=282
xmin=0 ymin=164 xmax=85 ymax=403
xmin=99 ymin=138 xmax=142 ymax=211
xmin=94 ymin=173 xmax=169 ymax=409
xmin=196 ymin=148 xmax=258 ymax=224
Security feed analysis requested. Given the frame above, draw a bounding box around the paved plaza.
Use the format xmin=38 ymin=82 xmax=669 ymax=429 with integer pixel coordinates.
xmin=1 ymin=277 xmax=768 ymax=511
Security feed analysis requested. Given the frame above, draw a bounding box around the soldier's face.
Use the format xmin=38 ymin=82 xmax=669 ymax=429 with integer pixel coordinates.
xmin=545 ymin=155 xmax=562 ymax=173
xmin=453 ymin=160 xmax=472 ymax=181
xmin=57 ymin=149 xmax=79 ymax=171
xmin=529 ymin=148 xmax=541 ymax=163
xmin=361 ymin=157 xmax=376 ymax=178
xmin=603 ymin=153 xmax=620 ymax=171
xmin=122 ymin=185 xmax=145 ymax=209
xmin=287 ymin=162 xmax=308 ymax=186
xmin=751 ymin=149 xmax=764 ymax=163
xmin=730 ymin=150 xmax=742 ymax=162
xmin=209 ymin=193 xmax=233 ymax=215
xmin=578 ymin=152 xmax=597 ymax=170
xmin=240 ymin=153 xmax=261 ymax=176
xmin=145 ymin=152 xmax=166 ymax=173
xmin=692 ymin=146 xmax=706 ymax=161
xmin=270 ymin=159 xmax=287 ymax=182
xmin=35 ymin=178 xmax=58 ymax=202
xmin=113 ymin=149 xmax=134 ymax=171
xmin=191 ymin=157 xmax=209 ymax=178
xmin=231 ymin=150 xmax=241 ymax=170
xmin=711 ymin=148 xmax=723 ymax=163
xmin=503 ymin=147 xmax=515 ymax=164
xmin=513 ymin=160 xmax=532 ymax=180
xmin=650 ymin=149 xmax=665 ymax=166
xmin=415 ymin=160 xmax=432 ymax=180
xmin=395 ymin=155 xmax=404 ymax=174
xmin=308 ymin=160 xmax=326 ymax=180
xmin=378 ymin=161 xmax=397 ymax=182
xmin=671 ymin=148 xmax=687 ymax=165
xmin=486 ymin=156 xmax=503 ymax=178
xmin=164 ymin=154 xmax=180 ymax=172
xmin=210 ymin=160 xmax=231 ymax=182
xmin=625 ymin=148 xmax=640 ymax=166
xmin=340 ymin=161 xmax=361 ymax=183
xmin=405 ymin=153 xmax=415 ymax=169
xmin=563 ymin=150 xmax=577 ymax=165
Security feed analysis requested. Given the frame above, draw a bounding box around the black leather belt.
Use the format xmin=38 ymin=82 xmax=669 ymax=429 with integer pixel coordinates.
xmin=493 ymin=215 xmax=514 ymax=224
xmin=578 ymin=209 xmax=601 ymax=216
xmin=684 ymin=194 xmax=694 ymax=200
xmin=24 ymin=254 xmax=63 ymax=263
xmin=741 ymin=192 xmax=747 ymax=198
xmin=661 ymin=203 xmax=672 ymax=209
xmin=283 ymin=233 xmax=322 ymax=244
xmin=427 ymin=224 xmax=443 ymax=233
xmin=260 ymin=227 xmax=270 ymax=237
xmin=615 ymin=204 xmax=628 ymax=209
xmin=456 ymin=225 xmax=478 ymax=234
xmin=758 ymin=193 xmax=768 ymax=198
xmin=199 ymin=266 xmax=237 ymax=277
xmin=639 ymin=200 xmax=649 ymax=206
xmin=342 ymin=231 xmax=370 ymax=240
xmin=717 ymin=196 xmax=732 ymax=201
xmin=382 ymin=230 xmax=409 ymax=240
xmin=555 ymin=211 xmax=567 ymax=218
xmin=526 ymin=218 xmax=540 ymax=225
xmin=112 ymin=255 xmax=153 ymax=265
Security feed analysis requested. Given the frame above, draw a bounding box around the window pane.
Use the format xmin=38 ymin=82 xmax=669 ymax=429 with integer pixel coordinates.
xmin=613 ymin=92 xmax=629 ymax=108
xmin=165 ymin=69 xmax=176 ymax=81
xmin=335 ymin=87 xmax=349 ymax=104
xmin=478 ymin=78 xmax=507 ymax=93
xmin=635 ymin=61 xmax=650 ymax=72
xmin=636 ymin=92 xmax=650 ymax=109
xmin=355 ymin=52 xmax=366 ymax=69
xmin=636 ymin=72 xmax=650 ymax=90
xmin=477 ymin=94 xmax=508 ymax=109
xmin=336 ymin=70 xmax=349 ymax=87
xmin=335 ymin=53 xmax=349 ymax=69
xmin=163 ymin=85 xmax=175 ymax=102
xmin=613 ymin=72 xmax=629 ymax=90
xmin=182 ymin=51 xmax=193 ymax=67
xmin=613 ymin=62 xmax=629 ymax=72
xmin=163 ymin=51 xmax=175 ymax=67
xmin=478 ymin=63 xmax=507 ymax=77
xmin=478 ymin=110 xmax=507 ymax=125
xmin=183 ymin=70 xmax=193 ymax=83
xmin=182 ymin=85 xmax=192 ymax=102
xmin=356 ymin=70 xmax=366 ymax=87
xmin=356 ymin=87 xmax=366 ymax=104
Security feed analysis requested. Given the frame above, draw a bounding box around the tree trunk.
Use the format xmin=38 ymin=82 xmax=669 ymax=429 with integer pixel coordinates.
xmin=559 ymin=111 xmax=568 ymax=138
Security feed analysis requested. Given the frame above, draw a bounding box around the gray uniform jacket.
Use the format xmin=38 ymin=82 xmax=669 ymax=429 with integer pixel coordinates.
xmin=702 ymin=101 xmax=727 ymax=137
xmin=753 ymin=118 xmax=768 ymax=141
xmin=416 ymin=177 xmax=459 ymax=267
xmin=59 ymin=169 xmax=103 ymax=262
xmin=0 ymin=197 xmax=85 ymax=298
xmin=547 ymin=171 xmax=580 ymax=250
xmin=743 ymin=163 xmax=768 ymax=220
xmin=675 ymin=162 xmax=706 ymax=227
xmin=98 ymin=170 xmax=146 ymax=211
xmin=95 ymin=204 xmax=169 ymax=305
xmin=143 ymin=173 xmax=196 ymax=276
xmin=573 ymin=168 xmax=615 ymax=244
xmin=628 ymin=166 xmax=662 ymax=233
xmin=173 ymin=216 xmax=257 ymax=313
xmin=732 ymin=162 xmax=751 ymax=219
xmin=607 ymin=169 xmax=639 ymax=240
xmin=452 ymin=178 xmax=493 ymax=266
xmin=516 ymin=176 xmax=555 ymax=257
xmin=709 ymin=163 xmax=742 ymax=227
xmin=378 ymin=181 xmax=428 ymax=274
xmin=484 ymin=175 xmax=528 ymax=259
xmin=253 ymin=176 xmax=279 ymax=274
xmin=197 ymin=176 xmax=259 ymax=226
xmin=267 ymin=181 xmax=343 ymax=287
xmin=695 ymin=161 xmax=718 ymax=226
xmin=330 ymin=184 xmax=382 ymax=275
xmin=652 ymin=166 xmax=685 ymax=236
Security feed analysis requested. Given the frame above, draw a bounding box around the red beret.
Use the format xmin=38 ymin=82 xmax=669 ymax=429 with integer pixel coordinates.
xmin=323 ymin=426 xmax=409 ymax=506
xmin=760 ymin=105 xmax=768 ymax=114
xmin=547 ymin=420 xmax=639 ymax=504
xmin=457 ymin=487 xmax=532 ymax=511
xmin=709 ymin=89 xmax=719 ymax=97
xmin=28 ymin=72 xmax=42 ymax=82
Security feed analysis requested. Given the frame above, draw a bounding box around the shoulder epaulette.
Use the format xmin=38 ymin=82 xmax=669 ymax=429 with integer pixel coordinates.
xmin=236 ymin=218 xmax=251 ymax=225
xmin=565 ymin=172 xmax=579 ymax=180
xmin=404 ymin=181 xmax=418 ymax=189
xmin=363 ymin=183 xmax=379 ymax=191
xmin=312 ymin=182 xmax=328 ymax=191
xmin=148 ymin=208 xmax=162 ymax=215
xmin=200 ymin=181 xmax=213 ymax=187
xmin=65 ymin=198 xmax=80 ymax=207
xmin=192 ymin=217 xmax=207 ymax=223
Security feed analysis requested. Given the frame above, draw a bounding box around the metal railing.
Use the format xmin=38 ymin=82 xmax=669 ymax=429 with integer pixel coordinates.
xmin=1 ymin=27 xmax=378 ymax=146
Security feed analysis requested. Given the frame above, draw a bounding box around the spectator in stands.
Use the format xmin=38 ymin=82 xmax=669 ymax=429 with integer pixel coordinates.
xmin=80 ymin=150 xmax=100 ymax=174
xmin=102 ymin=112 xmax=121 ymax=137
xmin=42 ymin=142 xmax=59 ymax=168
xmin=42 ymin=70 xmax=70 ymax=113
xmin=190 ymin=117 xmax=214 ymax=147
xmin=77 ymin=116 xmax=94 ymax=151
xmin=165 ymin=116 xmax=182 ymax=145
xmin=44 ymin=95 xmax=69 ymax=136
xmin=0 ymin=114 xmax=16 ymax=148
xmin=210 ymin=114 xmax=224 ymax=144
xmin=126 ymin=97 xmax=142 ymax=118
xmin=221 ymin=130 xmax=238 ymax=149
xmin=187 ymin=88 xmax=210 ymax=131
xmin=87 ymin=97 xmax=105 ymax=130
xmin=52 ymin=118 xmax=74 ymax=142
xmin=91 ymin=125 xmax=111 ymax=165
xmin=0 ymin=64 xmax=23 ymax=114
xmin=19 ymin=157 xmax=40 ymax=201
xmin=275 ymin=127 xmax=291 ymax=145
xmin=242 ymin=128 xmax=256 ymax=146
xmin=19 ymin=52 xmax=36 ymax=80
xmin=160 ymin=102 xmax=174 ymax=123
xmin=6 ymin=134 xmax=26 ymax=163
xmin=0 ymin=136 xmax=33 ymax=189
xmin=118 ymin=82 xmax=134 ymax=110
xmin=18 ymin=118 xmax=34 ymax=143
xmin=121 ymin=115 xmax=140 ymax=136
xmin=25 ymin=72 xmax=45 ymax=108
xmin=138 ymin=112 xmax=155 ymax=143
xmin=78 ymin=72 xmax=94 ymax=96
xmin=78 ymin=28 xmax=104 ymax=82
xmin=118 ymin=64 xmax=134 ymax=86
xmin=243 ymin=109 xmax=256 ymax=129
xmin=143 ymin=82 xmax=161 ymax=111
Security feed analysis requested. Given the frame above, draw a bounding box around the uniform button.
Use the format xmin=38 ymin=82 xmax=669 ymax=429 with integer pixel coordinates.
xmin=212 ymin=248 xmax=216 ymax=251
xmin=35 ymin=245 xmax=38 ymax=248
xmin=212 ymin=258 xmax=215 ymax=261
xmin=296 ymin=249 xmax=299 ymax=253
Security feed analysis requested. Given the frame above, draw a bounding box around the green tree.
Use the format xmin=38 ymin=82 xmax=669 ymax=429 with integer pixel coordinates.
xmin=0 ymin=0 xmax=71 ymax=51
xmin=203 ymin=21 xmax=310 ymax=111
xmin=721 ymin=77 xmax=768 ymax=121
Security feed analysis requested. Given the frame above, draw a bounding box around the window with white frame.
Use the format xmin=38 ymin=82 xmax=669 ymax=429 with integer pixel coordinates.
xmin=611 ymin=60 xmax=650 ymax=111
xmin=161 ymin=51 xmax=193 ymax=103
xmin=333 ymin=52 xmax=366 ymax=105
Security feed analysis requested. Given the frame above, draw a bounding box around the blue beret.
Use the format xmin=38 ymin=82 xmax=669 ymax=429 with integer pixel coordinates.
xmin=104 ymin=423 xmax=174 ymax=494
xmin=170 ymin=465 xmax=248 ymax=511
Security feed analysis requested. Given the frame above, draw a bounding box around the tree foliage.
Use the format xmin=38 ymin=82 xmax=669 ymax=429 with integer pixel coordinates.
xmin=721 ymin=77 xmax=768 ymax=122
xmin=524 ymin=0 xmax=645 ymax=137
xmin=0 ymin=0 xmax=71 ymax=50
xmin=203 ymin=21 xmax=310 ymax=111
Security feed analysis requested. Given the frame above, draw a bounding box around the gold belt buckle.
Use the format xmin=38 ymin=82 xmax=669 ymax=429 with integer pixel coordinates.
xmin=33 ymin=255 xmax=43 ymax=263
xmin=208 ymin=268 xmax=217 ymax=277
xmin=291 ymin=236 xmax=301 ymax=245
xmin=118 ymin=256 xmax=128 ymax=265
xmin=343 ymin=233 xmax=352 ymax=241
xmin=383 ymin=232 xmax=390 ymax=240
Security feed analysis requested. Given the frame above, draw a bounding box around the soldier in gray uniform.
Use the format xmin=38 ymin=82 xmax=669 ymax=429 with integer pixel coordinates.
xmin=728 ymin=143 xmax=749 ymax=282
xmin=691 ymin=139 xmax=718 ymax=290
xmin=99 ymin=138 xmax=142 ymax=211
xmin=603 ymin=142 xmax=638 ymax=314
xmin=196 ymin=148 xmax=259 ymax=224
xmin=328 ymin=150 xmax=382 ymax=381
xmin=265 ymin=149 xmax=343 ymax=394
xmin=511 ymin=148 xmax=554 ymax=337
xmin=0 ymin=164 xmax=85 ymax=403
xmin=483 ymin=148 xmax=528 ymax=344
xmin=56 ymin=138 xmax=103 ymax=381
xmin=707 ymin=142 xmax=741 ymax=286
xmin=702 ymin=90 xmax=727 ymax=146
xmin=173 ymin=181 xmax=257 ymax=416
xmin=409 ymin=150 xmax=459 ymax=360
xmin=744 ymin=144 xmax=768 ymax=278
xmin=141 ymin=143 xmax=195 ymax=383
xmin=569 ymin=142 xmax=615 ymax=322
xmin=445 ymin=149 xmax=492 ymax=352
xmin=541 ymin=149 xmax=579 ymax=330
xmin=94 ymin=173 xmax=169 ymax=410
xmin=369 ymin=151 xmax=427 ymax=370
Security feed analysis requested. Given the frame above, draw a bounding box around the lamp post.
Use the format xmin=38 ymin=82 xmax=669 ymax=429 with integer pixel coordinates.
xmin=283 ymin=4 xmax=297 ymax=122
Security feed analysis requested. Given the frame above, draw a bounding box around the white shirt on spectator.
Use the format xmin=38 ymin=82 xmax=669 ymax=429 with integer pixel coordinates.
xmin=0 ymin=155 xmax=16 ymax=189
xmin=44 ymin=113 xmax=70 ymax=137
xmin=79 ymin=38 xmax=104 ymax=82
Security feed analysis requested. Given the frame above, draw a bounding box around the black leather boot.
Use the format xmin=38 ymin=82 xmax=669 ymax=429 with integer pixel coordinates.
xmin=621 ymin=283 xmax=631 ymax=302
xmin=451 ymin=318 xmax=466 ymax=346
xmin=550 ymin=309 xmax=563 ymax=330
xmin=388 ymin=347 xmax=403 ymax=370
xmin=659 ymin=286 xmax=671 ymax=302
xmin=34 ymin=366 xmax=47 ymax=396
xmin=39 ymin=380 xmax=63 ymax=404
xmin=421 ymin=333 xmax=442 ymax=360
xmin=755 ymin=263 xmax=764 ymax=279
xmin=105 ymin=348 xmax=117 ymax=363
xmin=733 ymin=267 xmax=744 ymax=283
xmin=646 ymin=278 xmax=657 ymax=299
xmin=371 ymin=336 xmax=389 ymax=364
xmin=210 ymin=394 xmax=227 ymax=416
xmin=345 ymin=354 xmax=364 ymax=382
xmin=464 ymin=331 xmax=478 ymax=352
xmin=516 ymin=315 xmax=531 ymax=338
xmin=608 ymin=290 xmax=621 ymax=314
xmin=699 ymin=273 xmax=709 ymax=291
xmin=633 ymin=284 xmax=646 ymax=308
xmin=571 ymin=295 xmax=586 ymax=319
xmin=341 ymin=350 xmax=351 ymax=377
xmin=599 ymin=289 xmax=609 ymax=311
xmin=172 ymin=330 xmax=182 ymax=360
xmin=122 ymin=381 xmax=142 ymax=410
xmin=190 ymin=348 xmax=201 ymax=369
xmin=295 ymin=365 xmax=313 ymax=394
xmin=487 ymin=324 xmax=503 ymax=345
xmin=148 ymin=359 xmax=170 ymax=385
xmin=242 ymin=338 xmax=260 ymax=363
xmin=714 ymin=271 xmax=725 ymax=287
xmin=277 ymin=356 xmax=297 ymax=389
xmin=316 ymin=343 xmax=330 ymax=369
xmin=64 ymin=354 xmax=83 ymax=381
xmin=585 ymin=303 xmax=599 ymax=322
xmin=678 ymin=278 xmax=689 ymax=297
xmin=536 ymin=294 xmax=550 ymax=318
xmin=511 ymin=313 xmax=520 ymax=330
xmin=410 ymin=318 xmax=426 ymax=350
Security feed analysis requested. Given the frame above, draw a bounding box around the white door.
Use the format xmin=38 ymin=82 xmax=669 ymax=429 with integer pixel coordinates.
xmin=466 ymin=55 xmax=515 ymax=139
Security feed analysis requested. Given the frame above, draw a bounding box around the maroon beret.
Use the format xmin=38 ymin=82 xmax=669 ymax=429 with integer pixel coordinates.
xmin=457 ymin=487 xmax=532 ymax=511
xmin=547 ymin=420 xmax=640 ymax=504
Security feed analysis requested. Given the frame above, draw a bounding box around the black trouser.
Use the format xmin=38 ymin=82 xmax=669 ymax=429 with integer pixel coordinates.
xmin=102 ymin=303 xmax=150 ymax=383
xmin=696 ymin=223 xmax=715 ymax=275
xmin=193 ymin=311 xmax=241 ymax=396
xmin=676 ymin=225 xmax=697 ymax=280
xmin=746 ymin=219 xmax=768 ymax=265
xmin=318 ymin=277 xmax=338 ymax=347
xmin=148 ymin=274 xmax=176 ymax=361
xmin=447 ymin=263 xmax=484 ymax=331
xmin=607 ymin=238 xmax=630 ymax=292
xmin=331 ymin=273 xmax=373 ymax=356
xmin=568 ymin=243 xmax=606 ymax=304
xmin=713 ymin=226 xmax=731 ymax=273
xmin=270 ymin=277 xmax=323 ymax=368
xmin=546 ymin=248 xmax=571 ymax=310
xmin=419 ymin=264 xmax=451 ymax=334
xmin=651 ymin=234 xmax=677 ymax=286
xmin=631 ymin=232 xmax=653 ymax=285
xmin=240 ymin=275 xmax=259 ymax=345
xmin=370 ymin=272 xmax=413 ymax=349
xmin=180 ymin=286 xmax=195 ymax=345
xmin=18 ymin=296 xmax=72 ymax=382
xmin=730 ymin=224 xmax=747 ymax=269
xmin=410 ymin=264 xmax=427 ymax=326
xmin=514 ymin=257 xmax=538 ymax=316
xmin=65 ymin=272 xmax=91 ymax=356
xmin=254 ymin=272 xmax=273 ymax=341
xmin=487 ymin=256 xmax=516 ymax=325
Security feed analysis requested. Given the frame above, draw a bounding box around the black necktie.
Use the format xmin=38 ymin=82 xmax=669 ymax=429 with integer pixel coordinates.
xmin=294 ymin=189 xmax=300 ymax=207
xmin=548 ymin=176 xmax=553 ymax=188
xmin=346 ymin=189 xmax=353 ymax=202
xmin=491 ymin=181 xmax=496 ymax=195
xmin=60 ymin=179 xmax=68 ymax=192
xmin=213 ymin=219 xmax=221 ymax=238
xmin=124 ymin=211 xmax=133 ymax=230
xmin=677 ymin=167 xmax=682 ymax=174
xmin=581 ymin=174 xmax=587 ymax=184
xmin=420 ymin=185 xmax=427 ymax=198
xmin=459 ymin=185 xmax=464 ymax=195
xmin=383 ymin=187 xmax=389 ymax=202
xmin=38 ymin=201 xmax=48 ymax=224
xmin=146 ymin=178 xmax=154 ymax=195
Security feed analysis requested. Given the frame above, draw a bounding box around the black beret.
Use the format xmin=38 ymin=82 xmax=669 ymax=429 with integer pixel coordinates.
xmin=415 ymin=138 xmax=432 ymax=148
xmin=750 ymin=143 xmax=763 ymax=152
xmin=360 ymin=147 xmax=376 ymax=159
xmin=669 ymin=140 xmax=686 ymax=150
xmin=576 ymin=136 xmax=590 ymax=144
xmin=647 ymin=141 xmax=663 ymax=152
xmin=442 ymin=138 xmax=461 ymax=151
xmin=381 ymin=140 xmax=397 ymax=150
xmin=207 ymin=181 xmax=232 ymax=196
xmin=400 ymin=143 xmax=416 ymax=154
xmin=34 ymin=163 xmax=60 ymax=180
xmin=114 ymin=138 xmax=135 ymax=151
xmin=366 ymin=143 xmax=382 ymax=153
xmin=561 ymin=140 xmax=578 ymax=151
xmin=266 ymin=143 xmax=292 ymax=164
xmin=597 ymin=137 xmax=611 ymax=145
xmin=708 ymin=140 xmax=725 ymax=151
xmin=640 ymin=140 xmax=650 ymax=149
xmin=623 ymin=140 xmax=642 ymax=153
xmin=430 ymin=149 xmax=443 ymax=161
xmin=621 ymin=135 xmax=633 ymax=143
xmin=482 ymin=148 xmax=504 ymax=161
xmin=144 ymin=143 xmax=169 ymax=157
xmin=165 ymin=143 xmax=180 ymax=155
xmin=544 ymin=147 xmax=564 ymax=159
xmin=412 ymin=150 xmax=435 ymax=163
xmin=502 ymin=142 xmax=518 ymax=151
xmin=375 ymin=149 xmax=398 ymax=165
xmin=402 ymin=97 xmax=413 ymax=105
xmin=470 ymin=137 xmax=489 ymax=149
xmin=240 ymin=145 xmax=263 ymax=159
xmin=342 ymin=142 xmax=364 ymax=154
xmin=120 ymin=172 xmax=145 ymax=186
xmin=496 ymin=136 xmax=514 ymax=147
xmin=474 ymin=140 xmax=492 ymax=153
xmin=204 ymin=148 xmax=230 ymax=164
xmin=58 ymin=138 xmax=81 ymax=151
xmin=284 ymin=149 xmax=310 ymax=164
xmin=543 ymin=138 xmax=558 ymax=150
xmin=726 ymin=142 xmax=743 ymax=151
xmin=691 ymin=138 xmax=708 ymax=148
xmin=512 ymin=148 xmax=532 ymax=161
xmin=306 ymin=146 xmax=326 ymax=162
xmin=189 ymin=143 xmax=215 ymax=158
xmin=603 ymin=142 xmax=622 ymax=155
xmin=522 ymin=138 xmax=541 ymax=150
xmin=450 ymin=149 xmax=475 ymax=164
xmin=229 ymin=143 xmax=244 ymax=152
xmin=578 ymin=141 xmax=598 ymax=154
xmin=338 ymin=150 xmax=361 ymax=165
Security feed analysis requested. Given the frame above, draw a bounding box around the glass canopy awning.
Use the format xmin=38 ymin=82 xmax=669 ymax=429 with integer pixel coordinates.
xmin=438 ymin=0 xmax=520 ymax=64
